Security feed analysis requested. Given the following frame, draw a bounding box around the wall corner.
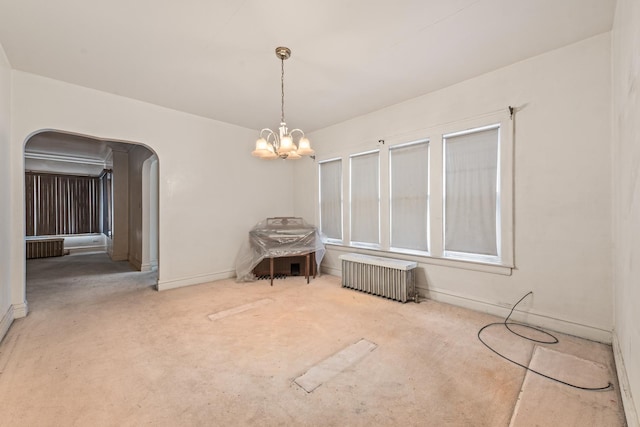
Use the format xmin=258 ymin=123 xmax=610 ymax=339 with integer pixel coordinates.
xmin=613 ymin=331 xmax=640 ymax=427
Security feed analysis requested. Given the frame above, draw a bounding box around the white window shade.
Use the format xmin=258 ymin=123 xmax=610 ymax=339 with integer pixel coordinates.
xmin=444 ymin=127 xmax=499 ymax=256
xmin=390 ymin=141 xmax=429 ymax=252
xmin=315 ymin=110 xmax=513 ymax=274
xmin=350 ymin=151 xmax=380 ymax=246
xmin=319 ymin=159 xmax=343 ymax=241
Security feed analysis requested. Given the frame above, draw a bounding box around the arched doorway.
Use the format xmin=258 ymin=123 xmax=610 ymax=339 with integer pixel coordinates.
xmin=23 ymin=130 xmax=160 ymax=305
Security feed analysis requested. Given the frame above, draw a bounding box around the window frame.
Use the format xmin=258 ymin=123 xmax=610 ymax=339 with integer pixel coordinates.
xmin=388 ymin=139 xmax=430 ymax=256
xmin=318 ymin=157 xmax=344 ymax=244
xmin=349 ymin=149 xmax=381 ymax=249
xmin=436 ymin=114 xmax=513 ymax=268
xmin=442 ymin=124 xmax=501 ymax=262
xmin=25 ymin=171 xmax=101 ymax=237
xmin=315 ymin=109 xmax=513 ymax=274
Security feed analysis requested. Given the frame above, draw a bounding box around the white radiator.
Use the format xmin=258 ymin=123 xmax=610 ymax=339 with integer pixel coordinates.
xmin=339 ymin=253 xmax=418 ymax=303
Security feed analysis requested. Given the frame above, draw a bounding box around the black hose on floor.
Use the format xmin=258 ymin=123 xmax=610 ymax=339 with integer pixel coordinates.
xmin=477 ymin=291 xmax=612 ymax=391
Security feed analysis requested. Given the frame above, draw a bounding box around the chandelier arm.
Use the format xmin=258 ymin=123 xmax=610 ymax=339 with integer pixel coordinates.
xmin=260 ymin=128 xmax=277 ymax=138
xmin=260 ymin=128 xmax=280 ymax=152
xmin=289 ymin=129 xmax=305 ymax=137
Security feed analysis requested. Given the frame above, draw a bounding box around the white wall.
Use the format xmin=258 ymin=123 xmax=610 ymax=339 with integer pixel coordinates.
xmin=128 ymin=144 xmax=154 ymax=270
xmin=295 ymin=34 xmax=613 ymax=342
xmin=9 ymin=71 xmax=296 ymax=299
xmin=0 ymin=43 xmax=14 ymax=341
xmin=110 ymin=149 xmax=129 ymax=261
xmin=149 ymin=158 xmax=159 ymax=270
xmin=140 ymin=155 xmax=159 ymax=272
xmin=612 ymin=0 xmax=640 ymax=423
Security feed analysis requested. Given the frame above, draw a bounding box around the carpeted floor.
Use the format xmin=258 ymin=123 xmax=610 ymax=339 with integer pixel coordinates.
xmin=0 ymin=253 xmax=627 ymax=426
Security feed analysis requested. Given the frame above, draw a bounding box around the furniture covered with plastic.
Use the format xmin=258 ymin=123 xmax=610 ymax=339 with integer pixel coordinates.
xmin=235 ymin=217 xmax=326 ymax=284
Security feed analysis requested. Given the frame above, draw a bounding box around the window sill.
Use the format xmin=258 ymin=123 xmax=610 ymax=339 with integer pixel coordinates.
xmin=324 ymin=242 xmax=513 ymax=276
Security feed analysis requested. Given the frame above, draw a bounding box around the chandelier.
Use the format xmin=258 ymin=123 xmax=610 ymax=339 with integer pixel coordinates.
xmin=252 ymin=47 xmax=314 ymax=160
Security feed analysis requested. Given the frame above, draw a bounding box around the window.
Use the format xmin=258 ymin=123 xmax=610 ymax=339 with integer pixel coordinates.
xmin=319 ymin=159 xmax=343 ymax=241
xmin=350 ymin=151 xmax=380 ymax=246
xmin=444 ymin=126 xmax=499 ymax=257
xmin=25 ymin=172 xmax=100 ymax=236
xmin=390 ymin=140 xmax=429 ymax=252
xmin=316 ymin=110 xmax=513 ymax=271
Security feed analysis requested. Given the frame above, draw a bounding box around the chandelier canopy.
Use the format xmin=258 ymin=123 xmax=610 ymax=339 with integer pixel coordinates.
xmin=252 ymin=47 xmax=314 ymax=160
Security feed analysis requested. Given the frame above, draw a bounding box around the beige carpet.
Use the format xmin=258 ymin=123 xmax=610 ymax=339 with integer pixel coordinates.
xmin=0 ymin=253 xmax=627 ymax=426
xmin=294 ymin=338 xmax=378 ymax=393
xmin=510 ymin=346 xmax=625 ymax=427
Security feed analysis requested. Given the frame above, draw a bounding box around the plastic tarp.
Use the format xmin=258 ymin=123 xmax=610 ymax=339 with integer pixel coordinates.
xmin=235 ymin=217 xmax=326 ymax=282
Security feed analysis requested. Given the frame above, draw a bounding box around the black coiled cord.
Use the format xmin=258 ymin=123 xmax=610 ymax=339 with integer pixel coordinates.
xmin=477 ymin=291 xmax=612 ymax=391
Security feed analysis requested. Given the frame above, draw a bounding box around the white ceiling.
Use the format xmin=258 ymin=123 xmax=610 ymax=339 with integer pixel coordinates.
xmin=0 ymin=0 xmax=615 ymax=133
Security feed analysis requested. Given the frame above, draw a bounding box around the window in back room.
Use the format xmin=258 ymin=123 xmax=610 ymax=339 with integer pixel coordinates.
xmin=25 ymin=172 xmax=100 ymax=236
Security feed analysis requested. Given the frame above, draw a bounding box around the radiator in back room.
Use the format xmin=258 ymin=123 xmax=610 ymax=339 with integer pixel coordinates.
xmin=26 ymin=238 xmax=65 ymax=259
xmin=339 ymin=253 xmax=418 ymax=303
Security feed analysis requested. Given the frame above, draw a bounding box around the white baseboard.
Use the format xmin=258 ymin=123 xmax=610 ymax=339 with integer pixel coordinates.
xmin=323 ymin=263 xmax=611 ymax=343
xmin=11 ymin=302 xmax=28 ymax=319
xmin=421 ymin=287 xmax=612 ymax=343
xmin=322 ymin=266 xmax=341 ymax=277
xmin=139 ymin=259 xmax=158 ymax=272
xmin=129 ymin=257 xmax=142 ymax=271
xmin=0 ymin=305 xmax=14 ymax=344
xmin=110 ymin=251 xmax=129 ymax=261
xmin=131 ymin=258 xmax=157 ymax=272
xmin=157 ymin=270 xmax=235 ymax=291
xmin=613 ymin=332 xmax=639 ymax=427
xmin=67 ymin=245 xmax=106 ymax=255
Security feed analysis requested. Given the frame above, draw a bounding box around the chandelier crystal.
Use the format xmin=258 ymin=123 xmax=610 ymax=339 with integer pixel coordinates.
xmin=252 ymin=47 xmax=314 ymax=160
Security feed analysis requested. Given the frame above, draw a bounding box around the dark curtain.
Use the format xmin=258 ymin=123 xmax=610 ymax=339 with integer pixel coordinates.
xmin=25 ymin=172 xmax=100 ymax=236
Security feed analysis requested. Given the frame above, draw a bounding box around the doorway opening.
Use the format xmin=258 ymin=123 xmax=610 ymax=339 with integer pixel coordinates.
xmin=23 ymin=130 xmax=159 ymax=302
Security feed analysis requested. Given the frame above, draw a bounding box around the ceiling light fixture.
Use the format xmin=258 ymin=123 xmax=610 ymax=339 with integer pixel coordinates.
xmin=252 ymin=47 xmax=314 ymax=160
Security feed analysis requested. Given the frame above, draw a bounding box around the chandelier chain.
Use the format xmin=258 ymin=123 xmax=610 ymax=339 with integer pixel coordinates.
xmin=252 ymin=47 xmax=313 ymax=160
xmin=280 ymin=57 xmax=285 ymax=123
